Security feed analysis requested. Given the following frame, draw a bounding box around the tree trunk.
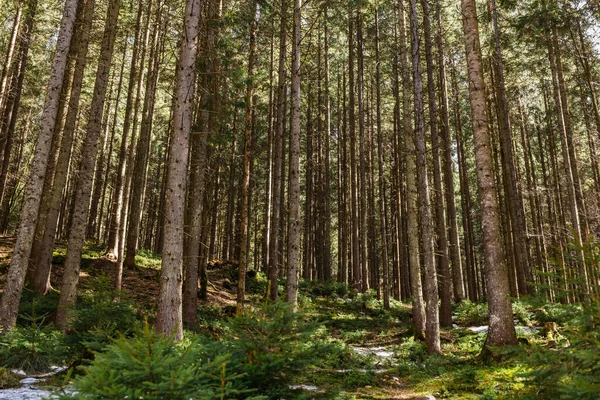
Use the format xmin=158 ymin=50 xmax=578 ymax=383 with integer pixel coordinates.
xmin=374 ymin=3 xmax=389 ymax=309
xmin=422 ymin=0 xmax=452 ymax=328
xmin=267 ymin=0 xmax=286 ymax=300
xmin=124 ymin=7 xmax=162 ymax=270
xmin=461 ymin=0 xmax=517 ymax=346
xmin=106 ymin=0 xmax=145 ymax=259
xmin=156 ymin=0 xmax=201 ymax=340
xmin=436 ymin=0 xmax=465 ymax=303
xmin=30 ymin=0 xmax=93 ymax=295
xmin=55 ymin=0 xmax=121 ymax=330
xmin=236 ymin=2 xmax=258 ymax=313
xmin=409 ymin=0 xmax=440 ymax=354
xmin=285 ymin=0 xmax=301 ymax=310
xmin=0 ymin=0 xmax=78 ymax=331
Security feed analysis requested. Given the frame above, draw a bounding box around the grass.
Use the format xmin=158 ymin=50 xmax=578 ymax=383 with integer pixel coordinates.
xmin=1 ymin=240 xmax=599 ymax=399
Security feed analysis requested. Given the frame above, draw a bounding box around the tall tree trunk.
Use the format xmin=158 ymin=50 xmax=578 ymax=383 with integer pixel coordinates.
xmin=285 ymin=0 xmax=301 ymax=310
xmin=236 ymin=2 xmax=258 ymax=313
xmin=422 ymin=0 xmax=452 ymax=328
xmin=106 ymin=0 xmax=145 ymax=259
xmin=399 ymin=0 xmax=425 ymax=338
xmin=0 ymin=0 xmax=78 ymax=331
xmin=436 ymin=0 xmax=465 ymax=303
xmin=156 ymin=0 xmax=201 ymax=340
xmin=356 ymin=9 xmax=369 ymax=292
xmin=0 ymin=5 xmax=22 ymax=118
xmin=409 ymin=0 xmax=440 ymax=354
xmin=348 ymin=14 xmax=360 ymax=291
xmin=30 ymin=0 xmax=93 ymax=295
xmin=374 ymin=2 xmax=389 ymax=309
xmin=124 ymin=9 xmax=161 ymax=270
xmin=267 ymin=0 xmax=286 ymax=300
xmin=55 ymin=0 xmax=121 ymax=330
xmin=461 ymin=0 xmax=517 ymax=347
xmin=0 ymin=1 xmax=36 ymax=210
xmin=547 ymin=30 xmax=590 ymax=303
xmin=489 ymin=0 xmax=531 ymax=296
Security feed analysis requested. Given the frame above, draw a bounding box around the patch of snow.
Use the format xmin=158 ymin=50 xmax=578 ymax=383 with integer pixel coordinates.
xmin=289 ymin=385 xmax=318 ymax=391
xmin=335 ymin=369 xmax=386 ymax=373
xmin=467 ymin=326 xmax=488 ymax=333
xmin=19 ymin=378 xmax=41 ymax=387
xmin=0 ymin=388 xmax=52 ymax=400
xmin=351 ymin=346 xmax=394 ymax=358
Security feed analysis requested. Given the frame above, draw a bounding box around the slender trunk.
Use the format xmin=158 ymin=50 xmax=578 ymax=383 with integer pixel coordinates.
xmin=461 ymin=0 xmax=517 ymax=346
xmin=421 ymin=0 xmax=451 ymax=329
xmin=436 ymin=0 xmax=465 ymax=302
xmin=374 ymin=3 xmax=389 ymax=309
xmin=399 ymin=0 xmax=425 ymax=338
xmin=410 ymin=0 xmax=440 ymax=354
xmin=55 ymin=0 xmax=121 ymax=330
xmin=285 ymin=0 xmax=301 ymax=309
xmin=124 ymin=10 xmax=161 ymax=270
xmin=267 ymin=0 xmax=286 ymax=300
xmin=106 ymin=0 xmax=145 ymax=258
xmin=156 ymin=0 xmax=201 ymax=340
xmin=348 ymin=15 xmax=360 ymax=291
xmin=0 ymin=0 xmax=78 ymax=331
xmin=236 ymin=3 xmax=258 ymax=313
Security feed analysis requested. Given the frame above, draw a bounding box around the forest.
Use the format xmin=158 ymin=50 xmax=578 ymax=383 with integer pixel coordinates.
xmin=0 ymin=0 xmax=599 ymax=398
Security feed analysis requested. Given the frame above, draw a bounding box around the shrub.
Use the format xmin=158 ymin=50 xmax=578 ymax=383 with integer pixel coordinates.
xmin=17 ymin=289 xmax=60 ymax=327
xmin=64 ymin=276 xmax=140 ymax=358
xmin=0 ymin=368 xmax=20 ymax=389
xmin=454 ymin=300 xmax=488 ymax=326
xmin=57 ymin=324 xmax=260 ymax=400
xmin=0 ymin=323 xmax=67 ymax=373
xmin=512 ymin=301 xmax=533 ymax=325
xmin=195 ymin=301 xmax=327 ymax=399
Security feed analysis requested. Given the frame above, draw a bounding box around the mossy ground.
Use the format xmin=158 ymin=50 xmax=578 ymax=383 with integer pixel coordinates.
xmin=0 ymin=237 xmax=596 ymax=399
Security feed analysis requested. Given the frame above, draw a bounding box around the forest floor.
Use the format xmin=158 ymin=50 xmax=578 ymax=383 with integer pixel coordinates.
xmin=0 ymin=236 xmax=594 ymax=399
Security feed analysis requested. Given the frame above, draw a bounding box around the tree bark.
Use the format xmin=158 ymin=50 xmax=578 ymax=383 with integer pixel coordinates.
xmin=0 ymin=0 xmax=78 ymax=331
xmin=286 ymin=0 xmax=301 ymax=310
xmin=156 ymin=0 xmax=201 ymax=340
xmin=56 ymin=0 xmax=121 ymax=330
xmin=409 ymin=0 xmax=440 ymax=354
xmin=461 ymin=0 xmax=517 ymax=346
xmin=236 ymin=2 xmax=258 ymax=313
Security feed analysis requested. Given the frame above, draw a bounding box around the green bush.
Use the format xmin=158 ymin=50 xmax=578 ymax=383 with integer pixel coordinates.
xmin=0 ymin=368 xmax=20 ymax=389
xmin=17 ymin=289 xmax=60 ymax=327
xmin=64 ymin=276 xmax=140 ymax=358
xmin=300 ymin=280 xmax=349 ymax=298
xmin=57 ymin=324 xmax=260 ymax=400
xmin=195 ymin=301 xmax=328 ymax=399
xmin=454 ymin=300 xmax=489 ymax=326
xmin=0 ymin=323 xmax=67 ymax=373
xmin=512 ymin=301 xmax=533 ymax=326
xmin=532 ymin=303 xmax=583 ymax=326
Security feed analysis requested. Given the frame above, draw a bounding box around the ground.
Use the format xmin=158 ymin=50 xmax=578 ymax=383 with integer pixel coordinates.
xmin=0 ymin=236 xmax=589 ymax=399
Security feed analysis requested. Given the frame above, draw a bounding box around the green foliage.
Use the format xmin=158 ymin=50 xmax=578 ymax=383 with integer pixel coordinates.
xmin=0 ymin=368 xmax=20 ymax=389
xmin=532 ymin=302 xmax=583 ymax=326
xmin=64 ymin=276 xmax=140 ymax=358
xmin=300 ymin=279 xmax=349 ymax=298
xmin=524 ymin=301 xmax=600 ymax=399
xmin=454 ymin=300 xmax=489 ymax=326
xmin=0 ymin=323 xmax=66 ymax=373
xmin=17 ymin=289 xmax=59 ymax=327
xmin=57 ymin=324 xmax=259 ymax=400
xmin=195 ymin=301 xmax=333 ymax=399
xmin=134 ymin=248 xmax=162 ymax=269
xmin=512 ymin=301 xmax=533 ymax=325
